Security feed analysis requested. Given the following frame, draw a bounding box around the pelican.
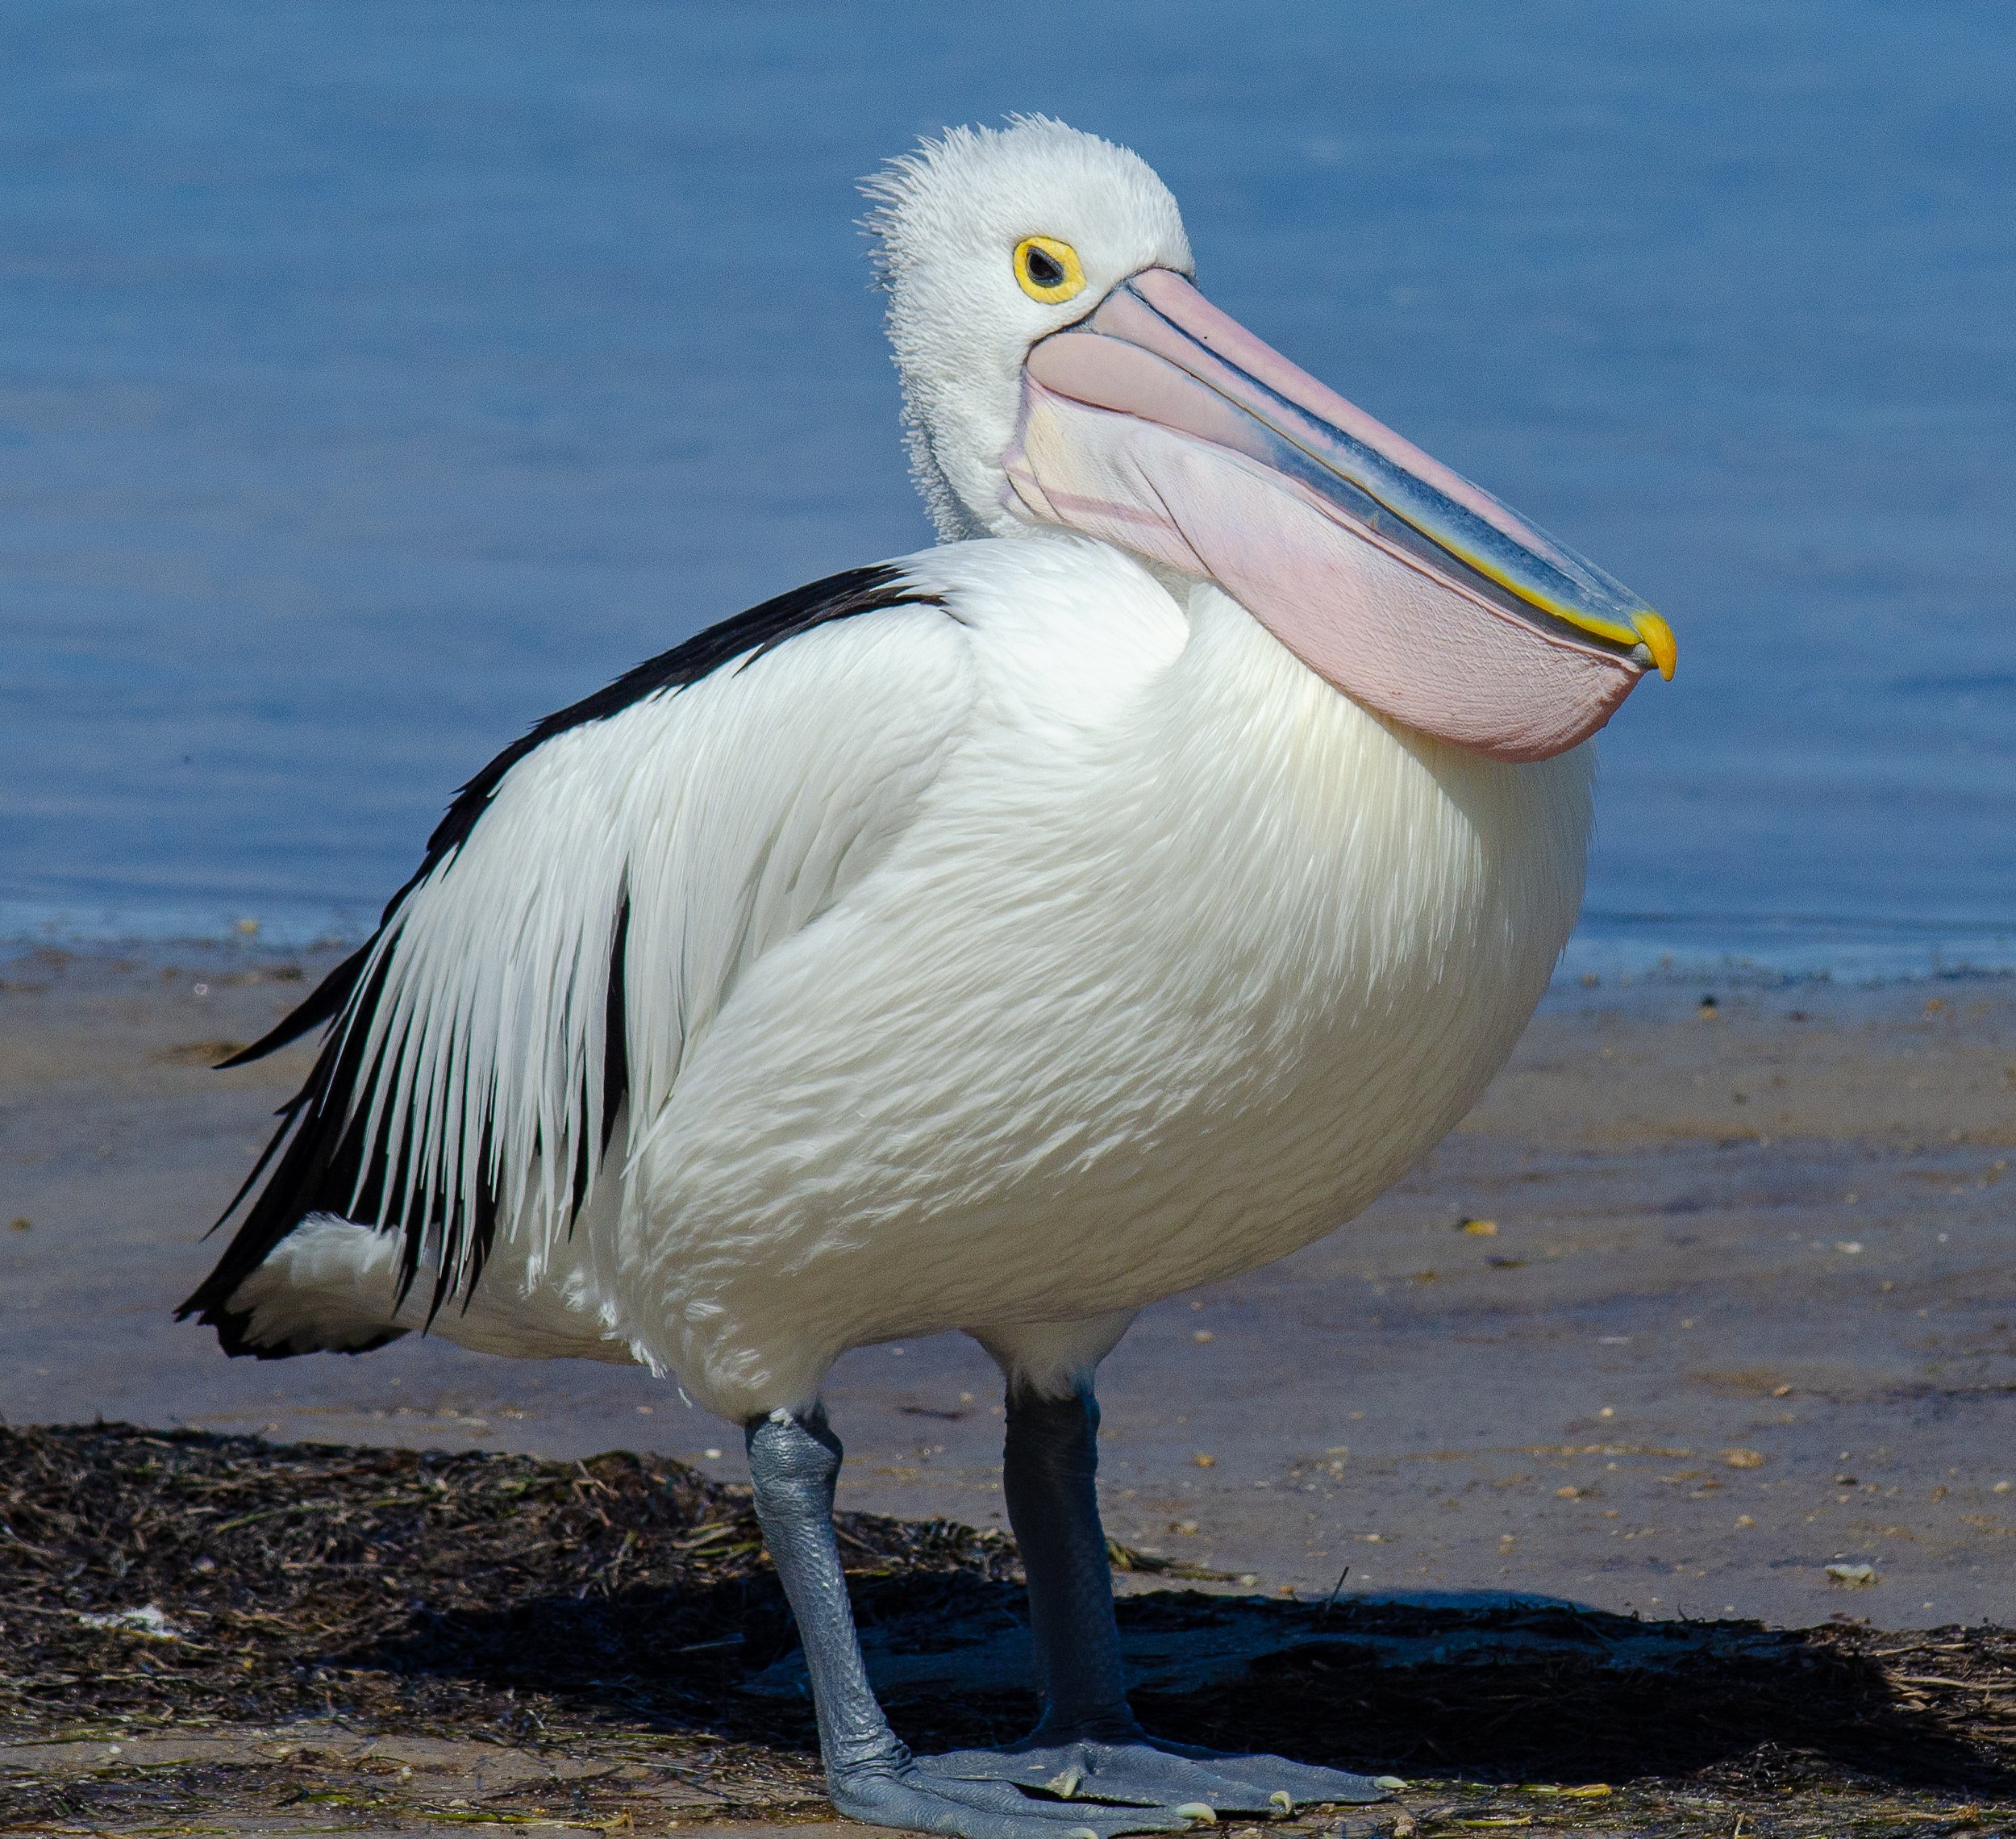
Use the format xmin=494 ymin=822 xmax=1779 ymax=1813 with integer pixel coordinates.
xmin=182 ymin=118 xmax=1673 ymax=1837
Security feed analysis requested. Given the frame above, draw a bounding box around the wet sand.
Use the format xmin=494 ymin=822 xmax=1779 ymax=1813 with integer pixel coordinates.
xmin=5 ymin=943 xmax=2013 ymax=1631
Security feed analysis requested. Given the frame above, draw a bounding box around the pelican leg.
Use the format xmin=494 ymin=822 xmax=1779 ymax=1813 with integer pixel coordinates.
xmin=916 ymin=1387 xmax=1385 ymax=1815
xmin=744 ymin=1405 xmax=1193 ymax=1839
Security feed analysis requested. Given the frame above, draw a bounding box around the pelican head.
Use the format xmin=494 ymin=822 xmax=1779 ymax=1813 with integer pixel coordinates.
xmin=865 ymin=116 xmax=1674 ymax=762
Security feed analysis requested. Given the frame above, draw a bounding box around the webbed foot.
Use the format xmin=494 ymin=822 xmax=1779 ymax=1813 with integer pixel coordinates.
xmin=833 ymin=1760 xmax=1206 ymax=1837
xmin=918 ymin=1737 xmax=1388 ymax=1813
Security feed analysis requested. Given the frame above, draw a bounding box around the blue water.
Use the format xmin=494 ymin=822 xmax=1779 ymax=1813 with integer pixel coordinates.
xmin=4 ymin=1 xmax=2014 ymax=978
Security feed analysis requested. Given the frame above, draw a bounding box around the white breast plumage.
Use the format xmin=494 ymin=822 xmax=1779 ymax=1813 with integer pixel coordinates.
xmin=627 ymin=538 xmax=1591 ymax=1412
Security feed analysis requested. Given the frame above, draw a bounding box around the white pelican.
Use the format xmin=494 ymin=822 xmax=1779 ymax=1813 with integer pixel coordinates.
xmin=183 ymin=118 xmax=1673 ymax=1837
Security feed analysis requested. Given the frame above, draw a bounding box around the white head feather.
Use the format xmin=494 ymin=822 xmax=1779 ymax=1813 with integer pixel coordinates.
xmin=862 ymin=116 xmax=1193 ymax=541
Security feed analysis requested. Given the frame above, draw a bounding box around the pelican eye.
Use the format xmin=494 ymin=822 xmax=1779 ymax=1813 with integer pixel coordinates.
xmin=1014 ymin=236 xmax=1085 ymax=305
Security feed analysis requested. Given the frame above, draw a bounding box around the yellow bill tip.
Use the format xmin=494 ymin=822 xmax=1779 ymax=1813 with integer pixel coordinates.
xmin=1632 ymin=611 xmax=1677 ymax=681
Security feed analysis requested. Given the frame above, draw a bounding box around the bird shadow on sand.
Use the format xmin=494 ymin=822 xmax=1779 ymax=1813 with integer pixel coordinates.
xmin=364 ymin=1573 xmax=2016 ymax=1795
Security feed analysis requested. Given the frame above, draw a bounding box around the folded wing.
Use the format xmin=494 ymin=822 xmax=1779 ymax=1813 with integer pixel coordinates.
xmin=181 ymin=564 xmax=971 ymax=1353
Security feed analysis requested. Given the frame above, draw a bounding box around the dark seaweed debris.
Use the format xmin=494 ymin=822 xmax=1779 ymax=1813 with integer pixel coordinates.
xmin=0 ymin=1421 xmax=1009 ymax=1741
xmin=0 ymin=1424 xmax=2012 ymax=1837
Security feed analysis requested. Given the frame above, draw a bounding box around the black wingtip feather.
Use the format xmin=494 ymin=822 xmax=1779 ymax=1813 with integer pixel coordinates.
xmin=601 ymin=892 xmax=631 ymax=1153
xmin=214 ymin=944 xmax=373 ymax=1069
xmin=201 ymin=1298 xmax=407 ymax=1360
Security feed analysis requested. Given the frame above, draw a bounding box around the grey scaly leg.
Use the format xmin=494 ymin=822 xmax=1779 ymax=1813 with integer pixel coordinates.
xmin=917 ymin=1385 xmax=1386 ymax=1814
xmin=744 ymin=1404 xmax=1193 ymax=1839
xmin=1008 ymin=1387 xmax=1135 ymax=1742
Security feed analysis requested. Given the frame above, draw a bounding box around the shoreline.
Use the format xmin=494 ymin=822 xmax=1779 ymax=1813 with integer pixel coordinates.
xmin=9 ymin=913 xmax=2016 ymax=990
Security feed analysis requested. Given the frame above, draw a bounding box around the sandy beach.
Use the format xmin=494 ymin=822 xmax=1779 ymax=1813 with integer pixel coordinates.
xmin=6 ymin=942 xmax=2012 ymax=1631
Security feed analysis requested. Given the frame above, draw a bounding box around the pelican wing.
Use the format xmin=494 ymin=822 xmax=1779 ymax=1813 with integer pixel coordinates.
xmin=181 ymin=564 xmax=969 ymax=1349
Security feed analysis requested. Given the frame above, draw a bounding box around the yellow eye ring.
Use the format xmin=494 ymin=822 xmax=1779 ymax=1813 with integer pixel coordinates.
xmin=1014 ymin=236 xmax=1085 ymax=305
